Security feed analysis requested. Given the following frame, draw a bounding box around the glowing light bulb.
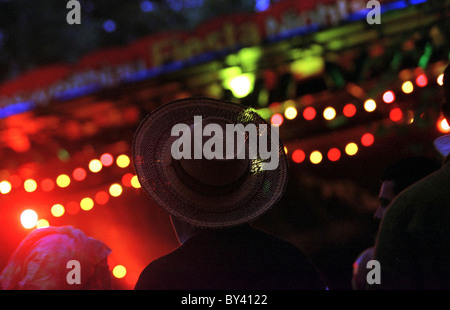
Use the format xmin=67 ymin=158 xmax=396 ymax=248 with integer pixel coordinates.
xmin=227 ymin=74 xmax=254 ymax=98
xmin=303 ymin=107 xmax=316 ymax=121
xmin=292 ymin=150 xmax=306 ymax=164
xmin=21 ymin=209 xmax=38 ymax=229
xmin=116 ymin=155 xmax=130 ymax=168
xmin=361 ymin=133 xmax=375 ymax=147
xmin=327 ymin=148 xmax=341 ymax=162
xmin=51 ymin=204 xmax=65 ymax=217
xmin=345 ymin=143 xmax=358 ymax=156
xmin=56 ymin=174 xmax=71 ymax=188
xmin=95 ymin=191 xmax=110 ymax=205
xmin=100 ymin=153 xmax=114 ymax=167
xmin=437 ymin=73 xmax=444 ymax=86
xmin=402 ymin=81 xmax=414 ymax=94
xmin=270 ymin=113 xmax=284 ymax=126
xmin=284 ymin=107 xmax=298 ymax=120
xmin=131 ymin=176 xmax=141 ymax=189
xmin=364 ymin=99 xmax=377 ymax=112
xmin=437 ymin=117 xmax=450 ymax=133
xmin=323 ymin=107 xmax=336 ymax=120
xmin=416 ymin=74 xmax=428 ymax=87
xmin=72 ymin=168 xmax=87 ymax=181
xmin=343 ymin=104 xmax=356 ymax=118
xmin=109 ymin=183 xmax=123 ymax=197
xmin=382 ymin=91 xmax=395 ymax=104
xmin=36 ymin=219 xmax=50 ymax=229
xmin=310 ymin=151 xmax=323 ymax=164
xmin=112 ymin=265 xmax=127 ymax=279
xmin=0 ymin=181 xmax=12 ymax=194
xmin=41 ymin=178 xmax=55 ymax=192
xmin=389 ymin=108 xmax=403 ymax=122
xmin=89 ymin=159 xmax=103 ymax=173
xmin=24 ymin=179 xmax=37 ymax=193
xmin=80 ymin=197 xmax=94 ymax=211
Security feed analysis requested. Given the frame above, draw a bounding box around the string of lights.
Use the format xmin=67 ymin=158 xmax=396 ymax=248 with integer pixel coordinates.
xmin=258 ymin=70 xmax=447 ymax=166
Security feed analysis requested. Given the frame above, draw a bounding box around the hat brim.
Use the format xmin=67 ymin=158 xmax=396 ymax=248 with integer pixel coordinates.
xmin=132 ymin=97 xmax=288 ymax=228
xmin=434 ymin=134 xmax=450 ymax=157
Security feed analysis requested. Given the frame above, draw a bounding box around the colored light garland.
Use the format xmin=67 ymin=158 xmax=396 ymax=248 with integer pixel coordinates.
xmin=264 ymin=69 xmax=445 ymax=164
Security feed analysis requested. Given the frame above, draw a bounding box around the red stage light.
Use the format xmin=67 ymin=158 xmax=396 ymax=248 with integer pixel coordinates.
xmin=41 ymin=178 xmax=55 ymax=192
xmin=66 ymin=201 xmax=80 ymax=215
xmin=303 ymin=107 xmax=316 ymax=121
xmin=270 ymin=113 xmax=284 ymax=126
xmin=361 ymin=133 xmax=375 ymax=147
xmin=327 ymin=148 xmax=341 ymax=162
xmin=9 ymin=174 xmax=22 ymax=188
xmin=343 ymin=104 xmax=356 ymax=118
xmin=72 ymin=167 xmax=87 ymax=181
xmin=389 ymin=108 xmax=403 ymax=122
xmin=95 ymin=191 xmax=110 ymax=205
xmin=292 ymin=149 xmax=306 ymax=163
xmin=122 ymin=173 xmax=134 ymax=187
xmin=382 ymin=91 xmax=395 ymax=104
xmin=416 ymin=74 xmax=428 ymax=87
xmin=100 ymin=153 xmax=114 ymax=167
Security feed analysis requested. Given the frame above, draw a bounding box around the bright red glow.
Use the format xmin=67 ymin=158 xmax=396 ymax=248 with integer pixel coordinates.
xmin=416 ymin=74 xmax=428 ymax=87
xmin=41 ymin=178 xmax=55 ymax=192
xmin=361 ymin=133 xmax=375 ymax=147
xmin=382 ymin=91 xmax=395 ymax=104
xmin=9 ymin=175 xmax=22 ymax=188
xmin=343 ymin=104 xmax=356 ymax=118
xmin=72 ymin=167 xmax=87 ymax=181
xmin=122 ymin=173 xmax=134 ymax=187
xmin=292 ymin=149 xmax=306 ymax=163
xmin=66 ymin=201 xmax=80 ymax=215
xmin=270 ymin=113 xmax=284 ymax=126
xmin=389 ymin=108 xmax=403 ymax=122
xmin=327 ymin=148 xmax=341 ymax=162
xmin=95 ymin=191 xmax=110 ymax=205
xmin=100 ymin=153 xmax=114 ymax=167
xmin=303 ymin=107 xmax=316 ymax=121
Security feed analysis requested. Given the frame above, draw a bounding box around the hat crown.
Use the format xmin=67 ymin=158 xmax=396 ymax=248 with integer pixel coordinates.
xmin=177 ymin=117 xmax=250 ymax=187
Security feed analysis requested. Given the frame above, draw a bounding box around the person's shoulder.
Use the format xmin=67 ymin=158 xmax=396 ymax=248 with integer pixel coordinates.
xmin=389 ymin=164 xmax=447 ymax=209
xmin=134 ymin=246 xmax=185 ymax=290
xmin=381 ymin=163 xmax=450 ymax=233
xmin=247 ymin=227 xmax=317 ymax=265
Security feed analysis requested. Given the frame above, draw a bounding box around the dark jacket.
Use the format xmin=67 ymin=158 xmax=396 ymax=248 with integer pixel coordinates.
xmin=135 ymin=225 xmax=326 ymax=290
xmin=372 ymin=157 xmax=450 ymax=290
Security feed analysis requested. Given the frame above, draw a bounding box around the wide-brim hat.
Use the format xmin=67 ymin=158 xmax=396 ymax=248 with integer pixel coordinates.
xmin=132 ymin=97 xmax=288 ymax=228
